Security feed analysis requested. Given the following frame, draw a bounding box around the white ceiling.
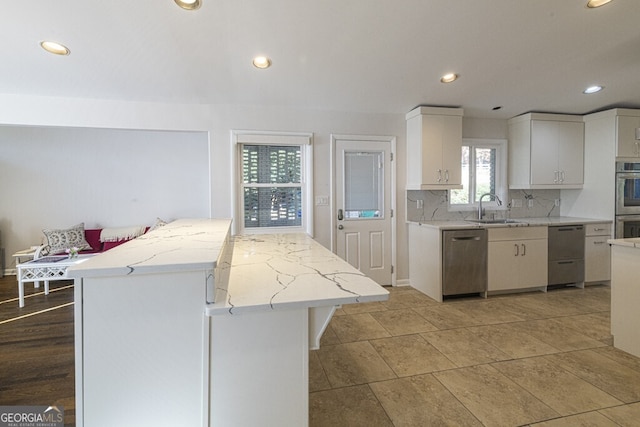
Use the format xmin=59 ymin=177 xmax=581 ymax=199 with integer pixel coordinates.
xmin=3 ymin=0 xmax=640 ymax=119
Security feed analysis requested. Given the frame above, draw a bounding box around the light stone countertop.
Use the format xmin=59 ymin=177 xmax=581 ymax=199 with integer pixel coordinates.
xmin=408 ymin=216 xmax=611 ymax=230
xmin=608 ymin=237 xmax=640 ymax=248
xmin=206 ymin=233 xmax=389 ymax=315
xmin=68 ymin=218 xmax=388 ymax=316
xmin=67 ymin=218 xmax=233 ymax=278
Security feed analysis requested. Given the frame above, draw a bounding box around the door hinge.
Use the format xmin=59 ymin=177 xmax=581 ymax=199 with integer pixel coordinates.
xmin=391 ymin=265 xmax=394 ymax=274
xmin=390 ymin=209 xmax=394 ymax=218
xmin=390 ymin=152 xmax=394 ymax=161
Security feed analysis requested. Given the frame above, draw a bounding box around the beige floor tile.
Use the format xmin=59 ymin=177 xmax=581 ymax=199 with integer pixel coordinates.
xmin=598 ymin=402 xmax=640 ymax=426
xmin=387 ymin=289 xmax=437 ymax=307
xmin=369 ymin=309 xmax=438 ymax=336
xmin=421 ymin=328 xmax=511 ymax=367
xmin=329 ymin=312 xmax=391 ymax=343
xmin=517 ymin=291 xmax=597 ymax=316
xmin=552 ymin=286 xmax=611 ymax=313
xmin=369 ymin=334 xmax=455 ymax=377
xmin=310 ymin=385 xmax=394 ymax=427
xmin=434 ymin=364 xmax=559 ymax=426
xmin=309 ymin=350 xmax=331 ymax=392
xmin=562 ymin=312 xmax=612 ymax=342
xmin=411 ymin=304 xmax=481 ymax=329
xmin=493 ymin=357 xmax=622 ymax=416
xmin=529 ymin=411 xmax=620 ymax=427
xmin=316 ymin=341 xmax=396 ymax=387
xmin=510 ymin=318 xmax=607 ymax=351
xmin=370 ymin=374 xmax=483 ymax=426
xmin=503 ymin=293 xmax=580 ymax=319
xmin=592 ymin=346 xmax=640 ymax=372
xmin=467 ymin=323 xmax=560 ymax=359
xmin=340 ymin=300 xmax=388 ymax=314
xmin=448 ymin=299 xmax=526 ymax=325
xmin=319 ymin=324 xmax=341 ymax=346
xmin=547 ymin=350 xmax=640 ymax=403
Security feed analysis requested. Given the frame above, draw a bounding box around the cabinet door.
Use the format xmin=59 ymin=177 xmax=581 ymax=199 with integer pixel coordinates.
xmin=488 ymin=240 xmax=520 ymax=291
xmin=585 ymin=236 xmax=611 ymax=282
xmin=557 ymin=121 xmax=584 ymax=185
xmin=617 ymin=116 xmax=640 ymax=157
xmin=421 ymin=115 xmax=446 ymax=185
xmin=440 ymin=115 xmax=462 ymax=185
xmin=530 ymin=121 xmax=559 ymax=185
xmin=518 ymin=238 xmax=548 ymax=288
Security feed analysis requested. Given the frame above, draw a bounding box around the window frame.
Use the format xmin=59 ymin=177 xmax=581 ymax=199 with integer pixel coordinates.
xmin=232 ymin=130 xmax=313 ymax=236
xmin=449 ymin=138 xmax=508 ymax=211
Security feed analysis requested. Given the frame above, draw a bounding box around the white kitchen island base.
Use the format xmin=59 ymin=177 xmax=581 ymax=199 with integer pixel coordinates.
xmin=609 ymin=241 xmax=640 ymax=358
xmin=69 ymin=219 xmax=388 ymax=427
xmin=210 ymin=308 xmax=309 ymax=426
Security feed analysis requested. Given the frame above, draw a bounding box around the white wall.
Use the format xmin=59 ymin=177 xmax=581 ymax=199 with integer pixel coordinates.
xmin=0 ymin=94 xmax=509 ymax=282
xmin=0 ymin=125 xmax=209 ymax=270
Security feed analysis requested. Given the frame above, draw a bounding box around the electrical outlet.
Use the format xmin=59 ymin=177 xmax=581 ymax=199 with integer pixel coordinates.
xmin=512 ymin=199 xmax=523 ymax=208
xmin=416 ymin=199 xmax=424 ymax=209
xmin=554 ymin=198 xmax=560 ymax=207
xmin=528 ymin=199 xmax=535 ymax=208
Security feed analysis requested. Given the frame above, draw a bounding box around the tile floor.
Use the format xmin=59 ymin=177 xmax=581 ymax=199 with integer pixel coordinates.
xmin=309 ymin=285 xmax=640 ymax=426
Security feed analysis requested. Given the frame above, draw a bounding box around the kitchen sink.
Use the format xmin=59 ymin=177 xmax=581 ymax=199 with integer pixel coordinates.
xmin=466 ymin=219 xmax=521 ymax=224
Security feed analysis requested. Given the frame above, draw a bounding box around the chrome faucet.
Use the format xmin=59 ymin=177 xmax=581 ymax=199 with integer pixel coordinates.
xmin=478 ymin=193 xmax=502 ymax=220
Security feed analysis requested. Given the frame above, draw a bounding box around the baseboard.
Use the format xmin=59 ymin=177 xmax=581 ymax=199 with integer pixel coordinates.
xmin=395 ymin=278 xmax=411 ymax=287
xmin=3 ymin=269 xmax=16 ymax=277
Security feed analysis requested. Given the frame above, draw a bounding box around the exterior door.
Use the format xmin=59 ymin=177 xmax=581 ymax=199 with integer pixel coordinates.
xmin=333 ymin=136 xmax=394 ymax=286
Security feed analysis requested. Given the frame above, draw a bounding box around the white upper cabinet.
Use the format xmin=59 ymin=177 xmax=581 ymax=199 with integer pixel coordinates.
xmin=616 ymin=115 xmax=640 ymax=158
xmin=406 ymin=106 xmax=463 ymax=190
xmin=508 ymin=113 xmax=584 ymax=189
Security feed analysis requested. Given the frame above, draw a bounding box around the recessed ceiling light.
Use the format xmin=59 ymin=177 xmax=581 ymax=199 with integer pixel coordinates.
xmin=587 ymin=0 xmax=613 ymax=8
xmin=253 ymin=56 xmax=272 ymax=69
xmin=583 ymin=85 xmax=604 ymax=94
xmin=440 ymin=73 xmax=458 ymax=83
xmin=174 ymin=0 xmax=201 ymax=10
xmin=40 ymin=41 xmax=70 ymax=56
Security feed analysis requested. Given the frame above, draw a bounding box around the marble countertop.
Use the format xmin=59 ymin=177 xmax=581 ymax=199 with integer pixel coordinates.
xmin=67 ymin=218 xmax=232 ymax=278
xmin=206 ymin=233 xmax=389 ymax=316
xmin=408 ymin=216 xmax=611 ymax=230
xmin=608 ymin=237 xmax=640 ymax=248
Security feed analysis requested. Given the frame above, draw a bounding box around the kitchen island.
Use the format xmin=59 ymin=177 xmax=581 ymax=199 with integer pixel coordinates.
xmin=608 ymin=237 xmax=640 ymax=359
xmin=68 ymin=219 xmax=388 ymax=427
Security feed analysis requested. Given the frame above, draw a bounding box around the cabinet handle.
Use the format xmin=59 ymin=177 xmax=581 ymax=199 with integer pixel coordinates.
xmin=560 ymin=171 xmax=565 ymax=183
xmin=436 ymin=169 xmax=442 ymax=182
xmin=593 ymin=241 xmax=606 ymax=245
xmin=593 ymin=228 xmax=605 ymax=231
xmin=554 ymin=171 xmax=559 ymax=183
xmin=444 ymin=169 xmax=449 ymax=182
xmin=521 ymin=243 xmax=526 ymax=256
xmin=514 ymin=244 xmax=519 ymax=256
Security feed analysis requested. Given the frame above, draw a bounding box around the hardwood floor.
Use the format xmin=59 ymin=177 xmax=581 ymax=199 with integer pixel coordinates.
xmin=0 ymin=275 xmax=75 ymax=426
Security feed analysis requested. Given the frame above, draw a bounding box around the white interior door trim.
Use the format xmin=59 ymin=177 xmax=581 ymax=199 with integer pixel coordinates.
xmin=330 ymin=133 xmax=397 ymax=286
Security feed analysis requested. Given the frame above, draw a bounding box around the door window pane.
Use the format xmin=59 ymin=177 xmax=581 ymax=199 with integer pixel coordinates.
xmin=344 ymin=152 xmax=383 ymax=218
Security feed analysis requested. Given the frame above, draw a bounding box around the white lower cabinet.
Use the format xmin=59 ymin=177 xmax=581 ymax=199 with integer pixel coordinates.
xmin=585 ymin=222 xmax=612 ymax=283
xmin=488 ymin=227 xmax=548 ymax=292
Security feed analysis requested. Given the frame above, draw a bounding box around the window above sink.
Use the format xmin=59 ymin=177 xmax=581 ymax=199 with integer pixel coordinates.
xmin=449 ymin=138 xmax=508 ymax=212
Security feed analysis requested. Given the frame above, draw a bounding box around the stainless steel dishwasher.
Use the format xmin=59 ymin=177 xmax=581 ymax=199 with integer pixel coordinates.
xmin=442 ymin=229 xmax=487 ymax=297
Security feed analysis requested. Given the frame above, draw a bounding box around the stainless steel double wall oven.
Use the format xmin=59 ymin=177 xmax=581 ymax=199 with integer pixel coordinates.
xmin=615 ymin=161 xmax=640 ymax=238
